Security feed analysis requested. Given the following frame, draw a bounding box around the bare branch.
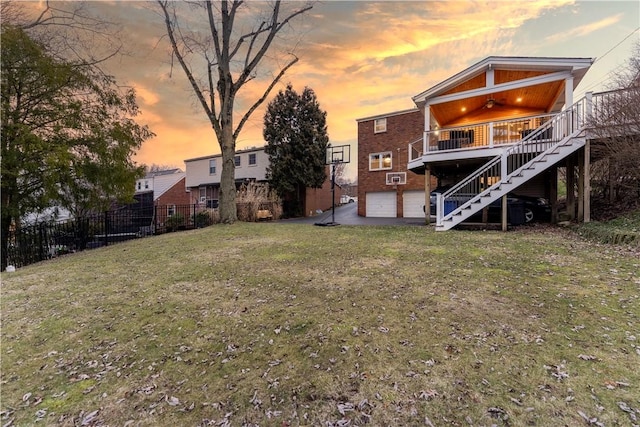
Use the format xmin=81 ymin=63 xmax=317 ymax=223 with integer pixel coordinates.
xmin=234 ymin=55 xmax=299 ymax=141
xmin=236 ymin=2 xmax=313 ymax=90
xmin=158 ymin=1 xmax=218 ymax=134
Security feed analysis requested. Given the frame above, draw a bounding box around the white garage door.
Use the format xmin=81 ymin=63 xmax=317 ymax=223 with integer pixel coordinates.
xmin=366 ymin=192 xmax=397 ymax=217
xmin=403 ymin=190 xmax=427 ymax=218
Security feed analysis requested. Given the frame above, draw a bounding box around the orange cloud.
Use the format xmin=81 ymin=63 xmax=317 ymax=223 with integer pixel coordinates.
xmin=545 ymin=14 xmax=624 ymax=43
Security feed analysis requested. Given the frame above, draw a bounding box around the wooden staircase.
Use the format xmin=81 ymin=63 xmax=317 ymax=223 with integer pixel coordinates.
xmin=435 ymin=95 xmax=592 ymax=231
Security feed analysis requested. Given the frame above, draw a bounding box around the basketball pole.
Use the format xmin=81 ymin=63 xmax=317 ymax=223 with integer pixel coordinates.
xmin=331 ymin=161 xmax=336 ymax=224
xmin=315 ymin=144 xmax=349 ymax=227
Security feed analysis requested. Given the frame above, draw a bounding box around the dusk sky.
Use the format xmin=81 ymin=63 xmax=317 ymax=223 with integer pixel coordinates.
xmin=29 ymin=1 xmax=640 ymax=178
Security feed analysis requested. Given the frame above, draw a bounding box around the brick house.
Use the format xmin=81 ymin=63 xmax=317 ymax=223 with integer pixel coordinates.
xmin=356 ymin=56 xmax=629 ymax=231
xmin=134 ymin=168 xmax=190 ymax=207
xmin=357 ymin=109 xmax=437 ymax=218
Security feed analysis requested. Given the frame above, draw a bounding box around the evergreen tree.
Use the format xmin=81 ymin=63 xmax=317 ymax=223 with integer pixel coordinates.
xmin=264 ymin=84 xmax=329 ymax=216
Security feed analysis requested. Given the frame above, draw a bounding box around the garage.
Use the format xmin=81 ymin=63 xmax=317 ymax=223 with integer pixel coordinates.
xmin=366 ymin=191 xmax=397 ymax=217
xmin=403 ymin=190 xmax=427 ymax=218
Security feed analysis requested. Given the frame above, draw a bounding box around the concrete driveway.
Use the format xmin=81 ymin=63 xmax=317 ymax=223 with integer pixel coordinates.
xmin=280 ymin=202 xmax=427 ymax=226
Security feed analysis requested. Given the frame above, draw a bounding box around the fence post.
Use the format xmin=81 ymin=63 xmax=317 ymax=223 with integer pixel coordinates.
xmin=104 ymin=211 xmax=109 ymax=247
xmin=38 ymin=223 xmax=46 ymax=262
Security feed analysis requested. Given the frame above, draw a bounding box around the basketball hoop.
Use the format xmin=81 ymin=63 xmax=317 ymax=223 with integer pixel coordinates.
xmin=316 ymin=145 xmax=351 ymax=227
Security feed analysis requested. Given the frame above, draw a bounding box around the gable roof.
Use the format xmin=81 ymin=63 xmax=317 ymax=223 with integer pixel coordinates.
xmin=412 ymin=56 xmax=594 ymax=106
xmin=144 ymin=168 xmax=183 ymax=179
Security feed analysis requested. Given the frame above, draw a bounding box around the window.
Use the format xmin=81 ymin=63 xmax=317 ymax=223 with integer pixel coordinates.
xmin=369 ymin=152 xmax=392 ymax=171
xmin=248 ymin=153 xmax=257 ymax=166
xmin=209 ymin=159 xmax=216 ymax=175
xmin=144 ymin=180 xmax=149 ymax=189
xmin=167 ymin=205 xmax=176 ymax=216
xmin=234 ymin=155 xmax=241 ymax=167
xmin=137 ymin=182 xmax=141 ymax=190
xmin=374 ymin=118 xmax=387 ymax=133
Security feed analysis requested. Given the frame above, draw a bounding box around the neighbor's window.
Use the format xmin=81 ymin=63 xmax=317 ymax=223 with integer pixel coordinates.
xmin=144 ymin=180 xmax=149 ymax=189
xmin=248 ymin=153 xmax=257 ymax=166
xmin=137 ymin=182 xmax=141 ymax=190
xmin=167 ymin=205 xmax=176 ymax=216
xmin=374 ymin=118 xmax=387 ymax=133
xmin=234 ymin=155 xmax=241 ymax=167
xmin=209 ymin=159 xmax=216 ymax=174
xmin=369 ymin=152 xmax=392 ymax=170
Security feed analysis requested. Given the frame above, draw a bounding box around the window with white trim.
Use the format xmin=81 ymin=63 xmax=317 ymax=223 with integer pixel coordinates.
xmin=234 ymin=155 xmax=241 ymax=167
xmin=369 ymin=152 xmax=392 ymax=171
xmin=374 ymin=118 xmax=387 ymax=133
xmin=248 ymin=153 xmax=257 ymax=166
xmin=209 ymin=159 xmax=216 ymax=175
xmin=167 ymin=204 xmax=176 ymax=217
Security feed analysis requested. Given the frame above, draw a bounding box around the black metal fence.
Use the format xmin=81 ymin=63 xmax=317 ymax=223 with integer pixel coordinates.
xmin=6 ymin=204 xmax=216 ymax=269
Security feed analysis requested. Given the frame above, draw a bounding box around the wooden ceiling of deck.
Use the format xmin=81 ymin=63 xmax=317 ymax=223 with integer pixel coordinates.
xmin=432 ymin=80 xmax=564 ymax=127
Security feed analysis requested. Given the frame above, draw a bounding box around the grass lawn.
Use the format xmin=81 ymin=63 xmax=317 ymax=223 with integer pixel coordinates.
xmin=1 ymin=223 xmax=639 ymax=426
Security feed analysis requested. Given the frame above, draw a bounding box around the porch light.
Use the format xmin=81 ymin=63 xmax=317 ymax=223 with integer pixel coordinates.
xmin=486 ymin=99 xmax=495 ymax=109
xmin=516 ymin=97 xmax=522 ymax=103
xmin=461 ymin=107 xmax=466 ymax=112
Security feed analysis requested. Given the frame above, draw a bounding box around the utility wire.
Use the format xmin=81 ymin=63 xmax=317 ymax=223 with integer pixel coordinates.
xmin=579 ymin=26 xmax=639 ymax=93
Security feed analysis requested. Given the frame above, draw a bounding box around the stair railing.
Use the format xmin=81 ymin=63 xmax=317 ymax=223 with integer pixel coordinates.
xmin=436 ymin=93 xmax=593 ymax=226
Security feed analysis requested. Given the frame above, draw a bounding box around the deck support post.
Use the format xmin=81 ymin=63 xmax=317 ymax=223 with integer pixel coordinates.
xmin=566 ymin=156 xmax=576 ymax=220
xmin=550 ymin=166 xmax=558 ymax=224
xmin=584 ymin=139 xmax=591 ymax=223
xmin=577 ymin=142 xmax=591 ymax=223
xmin=501 ymin=195 xmax=507 ymax=231
xmin=577 ymin=148 xmax=585 ymax=221
xmin=425 ymin=167 xmax=432 ymax=225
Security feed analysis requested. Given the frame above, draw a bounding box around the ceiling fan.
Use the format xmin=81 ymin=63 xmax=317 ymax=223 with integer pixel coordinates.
xmin=483 ymin=97 xmax=505 ymax=109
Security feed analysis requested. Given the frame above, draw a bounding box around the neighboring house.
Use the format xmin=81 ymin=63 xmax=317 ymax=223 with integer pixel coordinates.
xmin=135 ymin=168 xmax=191 ymax=207
xmin=184 ymin=147 xmax=269 ymax=208
xmin=185 ymin=146 xmax=337 ymax=216
xmin=357 ymin=56 xmax=624 ymax=230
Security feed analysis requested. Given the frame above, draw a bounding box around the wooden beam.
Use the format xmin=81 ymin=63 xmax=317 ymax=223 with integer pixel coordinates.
xmin=584 ymin=140 xmax=591 ymax=223
xmin=501 ymin=195 xmax=508 ymax=231
xmin=550 ymin=166 xmax=558 ymax=224
xmin=425 ymin=167 xmax=432 ymax=225
xmin=566 ymin=156 xmax=575 ymax=220
xmin=577 ymin=148 xmax=584 ymax=221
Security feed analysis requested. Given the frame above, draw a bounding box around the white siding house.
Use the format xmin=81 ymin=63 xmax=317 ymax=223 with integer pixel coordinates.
xmin=184 ymin=147 xmax=269 ymax=207
xmin=135 ymin=169 xmax=186 ymax=202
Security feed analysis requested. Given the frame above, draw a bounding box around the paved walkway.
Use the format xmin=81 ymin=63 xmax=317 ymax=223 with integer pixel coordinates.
xmin=279 ymin=203 xmax=428 ymax=226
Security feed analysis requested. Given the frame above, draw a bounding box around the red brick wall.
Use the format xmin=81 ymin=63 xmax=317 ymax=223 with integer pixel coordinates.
xmin=155 ymin=178 xmax=192 ymax=206
xmin=304 ymin=166 xmax=338 ymax=216
xmin=357 ymin=110 xmax=436 ymax=217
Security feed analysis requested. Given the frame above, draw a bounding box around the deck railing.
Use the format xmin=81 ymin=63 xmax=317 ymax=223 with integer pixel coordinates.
xmin=408 ymin=114 xmax=556 ymax=162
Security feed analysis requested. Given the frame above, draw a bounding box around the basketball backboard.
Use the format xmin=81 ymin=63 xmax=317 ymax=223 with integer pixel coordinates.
xmin=325 ymin=145 xmax=351 ymax=165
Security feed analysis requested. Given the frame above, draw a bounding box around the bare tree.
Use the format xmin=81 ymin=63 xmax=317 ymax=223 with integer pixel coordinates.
xmin=1 ymin=0 xmax=124 ymax=66
xmin=157 ymin=1 xmax=313 ymax=223
xmin=588 ymin=41 xmax=640 ymax=217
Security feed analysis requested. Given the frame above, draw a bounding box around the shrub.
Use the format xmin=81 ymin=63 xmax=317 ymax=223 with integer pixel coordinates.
xmin=193 ymin=209 xmax=219 ymax=227
xmin=236 ymin=182 xmax=282 ymax=221
xmin=165 ymin=213 xmax=186 ymax=231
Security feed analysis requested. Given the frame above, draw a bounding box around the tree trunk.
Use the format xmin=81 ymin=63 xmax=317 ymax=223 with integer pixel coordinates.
xmin=1 ymin=205 xmax=12 ymax=272
xmin=219 ymin=123 xmax=237 ymax=223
